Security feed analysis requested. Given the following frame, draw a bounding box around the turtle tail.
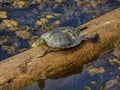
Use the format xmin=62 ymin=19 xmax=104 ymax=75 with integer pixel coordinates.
xmin=86 ymin=33 xmax=99 ymax=42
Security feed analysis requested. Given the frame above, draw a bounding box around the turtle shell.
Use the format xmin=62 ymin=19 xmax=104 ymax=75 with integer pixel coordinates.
xmin=41 ymin=27 xmax=84 ymax=49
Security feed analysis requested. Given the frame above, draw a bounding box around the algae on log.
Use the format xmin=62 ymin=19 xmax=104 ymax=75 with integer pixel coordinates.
xmin=0 ymin=8 xmax=120 ymax=90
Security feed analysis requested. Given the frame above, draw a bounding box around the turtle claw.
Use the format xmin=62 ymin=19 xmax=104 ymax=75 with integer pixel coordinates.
xmin=37 ymin=48 xmax=52 ymax=58
xmin=36 ymin=54 xmax=44 ymax=58
xmin=37 ymin=51 xmax=46 ymax=58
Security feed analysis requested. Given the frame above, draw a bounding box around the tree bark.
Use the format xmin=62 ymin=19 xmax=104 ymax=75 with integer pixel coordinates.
xmin=0 ymin=8 xmax=120 ymax=90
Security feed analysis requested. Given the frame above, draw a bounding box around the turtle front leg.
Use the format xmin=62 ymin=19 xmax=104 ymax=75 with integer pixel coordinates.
xmin=76 ymin=25 xmax=87 ymax=31
xmin=37 ymin=47 xmax=53 ymax=58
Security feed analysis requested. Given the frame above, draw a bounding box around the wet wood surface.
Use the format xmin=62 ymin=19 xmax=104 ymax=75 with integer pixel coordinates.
xmin=0 ymin=8 xmax=120 ymax=90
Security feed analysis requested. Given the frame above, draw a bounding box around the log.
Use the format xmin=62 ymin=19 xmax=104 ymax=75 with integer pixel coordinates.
xmin=0 ymin=8 xmax=120 ymax=90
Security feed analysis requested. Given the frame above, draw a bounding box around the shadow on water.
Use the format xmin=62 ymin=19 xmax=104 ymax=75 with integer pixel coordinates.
xmin=19 ymin=48 xmax=120 ymax=90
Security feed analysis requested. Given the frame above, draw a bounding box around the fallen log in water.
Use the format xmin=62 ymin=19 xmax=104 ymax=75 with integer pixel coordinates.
xmin=0 ymin=8 xmax=120 ymax=90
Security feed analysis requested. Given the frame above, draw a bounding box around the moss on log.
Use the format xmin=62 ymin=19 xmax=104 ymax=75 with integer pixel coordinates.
xmin=0 ymin=8 xmax=120 ymax=90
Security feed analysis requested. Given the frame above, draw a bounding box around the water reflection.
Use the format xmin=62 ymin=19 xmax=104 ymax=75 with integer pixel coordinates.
xmin=20 ymin=48 xmax=120 ymax=90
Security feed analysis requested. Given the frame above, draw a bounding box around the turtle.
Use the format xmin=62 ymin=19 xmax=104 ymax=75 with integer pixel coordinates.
xmin=32 ymin=25 xmax=99 ymax=57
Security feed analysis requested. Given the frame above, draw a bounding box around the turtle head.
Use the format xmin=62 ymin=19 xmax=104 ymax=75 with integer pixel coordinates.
xmin=31 ymin=38 xmax=47 ymax=48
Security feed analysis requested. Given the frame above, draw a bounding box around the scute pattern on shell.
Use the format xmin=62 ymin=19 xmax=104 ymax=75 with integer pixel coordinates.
xmin=41 ymin=27 xmax=84 ymax=48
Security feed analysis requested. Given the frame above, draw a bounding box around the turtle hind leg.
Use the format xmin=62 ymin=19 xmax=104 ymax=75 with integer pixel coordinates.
xmin=86 ymin=33 xmax=99 ymax=42
xmin=37 ymin=48 xmax=53 ymax=58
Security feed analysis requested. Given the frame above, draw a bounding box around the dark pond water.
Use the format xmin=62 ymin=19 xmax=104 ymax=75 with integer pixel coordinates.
xmin=0 ymin=0 xmax=120 ymax=90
